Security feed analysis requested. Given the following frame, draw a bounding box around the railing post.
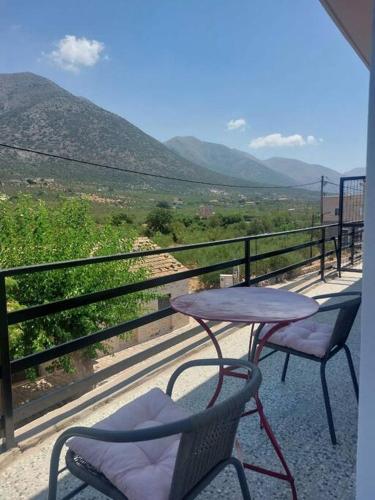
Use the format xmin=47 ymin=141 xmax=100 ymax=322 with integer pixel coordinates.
xmin=0 ymin=273 xmax=16 ymax=449
xmin=337 ymin=178 xmax=344 ymax=277
xmin=244 ymin=239 xmax=251 ymax=286
xmin=320 ymin=227 xmax=326 ymax=281
xmin=350 ymin=225 xmax=355 ymax=265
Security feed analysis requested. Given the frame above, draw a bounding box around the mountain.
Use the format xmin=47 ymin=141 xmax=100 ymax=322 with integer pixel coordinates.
xmin=344 ymin=167 xmax=366 ymax=177
xmin=165 ymin=136 xmax=295 ymax=186
xmin=0 ymin=72 xmax=261 ymax=194
xmin=263 ymin=157 xmax=341 ymax=191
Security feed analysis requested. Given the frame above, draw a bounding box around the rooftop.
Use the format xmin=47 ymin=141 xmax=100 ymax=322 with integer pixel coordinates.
xmin=133 ymin=237 xmax=189 ymax=278
xmin=0 ymin=271 xmax=361 ymax=500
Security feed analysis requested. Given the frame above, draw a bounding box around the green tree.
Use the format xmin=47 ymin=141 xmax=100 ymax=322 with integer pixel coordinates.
xmin=111 ymin=212 xmax=133 ymax=226
xmin=156 ymin=200 xmax=171 ymax=209
xmin=0 ymin=196 xmax=150 ymax=374
xmin=145 ymin=207 xmax=173 ymax=234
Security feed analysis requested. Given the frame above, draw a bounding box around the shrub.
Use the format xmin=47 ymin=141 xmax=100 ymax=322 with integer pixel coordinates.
xmin=0 ymin=196 xmax=150 ymax=375
xmin=145 ymin=207 xmax=173 ymax=234
xmin=111 ymin=212 xmax=133 ymax=226
xmin=156 ymin=200 xmax=171 ymax=209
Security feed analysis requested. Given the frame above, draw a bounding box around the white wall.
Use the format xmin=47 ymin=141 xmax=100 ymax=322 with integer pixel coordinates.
xmin=356 ymin=8 xmax=375 ymax=499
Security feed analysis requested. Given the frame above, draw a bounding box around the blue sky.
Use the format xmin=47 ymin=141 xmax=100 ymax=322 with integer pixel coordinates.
xmin=0 ymin=0 xmax=369 ymax=172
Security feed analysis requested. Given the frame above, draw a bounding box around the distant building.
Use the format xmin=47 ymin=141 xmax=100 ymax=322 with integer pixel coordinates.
xmin=198 ymin=205 xmax=214 ymax=218
xmin=172 ymin=197 xmax=184 ymax=208
xmin=103 ymin=237 xmax=191 ymax=355
xmin=133 ymin=237 xmax=192 ymax=342
xmin=323 ymin=195 xmax=364 ymax=224
xmin=323 ymin=194 xmax=364 ymax=241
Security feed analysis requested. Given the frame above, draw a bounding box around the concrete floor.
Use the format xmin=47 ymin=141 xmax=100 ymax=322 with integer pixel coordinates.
xmin=0 ymin=272 xmax=361 ymax=500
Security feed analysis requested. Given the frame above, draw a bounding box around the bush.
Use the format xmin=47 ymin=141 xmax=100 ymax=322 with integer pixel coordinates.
xmin=145 ymin=207 xmax=173 ymax=234
xmin=156 ymin=200 xmax=171 ymax=209
xmin=111 ymin=212 xmax=133 ymax=226
xmin=0 ymin=196 xmax=150 ymax=375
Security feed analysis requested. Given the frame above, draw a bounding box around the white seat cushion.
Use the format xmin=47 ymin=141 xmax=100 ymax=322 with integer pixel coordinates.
xmin=259 ymin=319 xmax=333 ymax=358
xmin=68 ymin=388 xmax=190 ymax=500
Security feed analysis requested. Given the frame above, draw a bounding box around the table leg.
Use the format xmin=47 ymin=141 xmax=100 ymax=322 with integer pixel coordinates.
xmin=249 ymin=394 xmax=297 ymax=500
xmin=195 ymin=317 xmax=297 ymax=499
xmin=255 ymin=321 xmax=297 ymax=499
xmin=195 ymin=317 xmax=225 ymax=407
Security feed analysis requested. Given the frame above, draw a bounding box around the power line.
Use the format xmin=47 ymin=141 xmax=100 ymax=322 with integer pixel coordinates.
xmin=0 ymin=142 xmax=322 ymax=191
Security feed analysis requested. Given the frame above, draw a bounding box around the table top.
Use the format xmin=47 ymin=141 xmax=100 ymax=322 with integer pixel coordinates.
xmin=170 ymin=287 xmax=319 ymax=324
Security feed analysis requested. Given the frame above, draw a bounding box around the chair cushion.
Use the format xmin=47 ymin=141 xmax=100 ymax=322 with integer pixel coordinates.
xmin=259 ymin=319 xmax=333 ymax=358
xmin=68 ymin=388 xmax=190 ymax=500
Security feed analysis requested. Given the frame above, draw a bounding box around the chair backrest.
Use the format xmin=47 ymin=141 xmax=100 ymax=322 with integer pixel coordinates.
xmin=168 ymin=359 xmax=261 ymax=500
xmin=327 ymin=293 xmax=361 ymax=352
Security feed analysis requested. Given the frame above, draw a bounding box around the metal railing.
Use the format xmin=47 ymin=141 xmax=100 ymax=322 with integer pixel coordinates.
xmin=0 ymin=221 xmax=362 ymax=449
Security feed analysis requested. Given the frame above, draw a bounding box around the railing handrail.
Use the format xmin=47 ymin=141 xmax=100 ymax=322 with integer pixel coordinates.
xmin=0 ymin=222 xmax=345 ymax=277
xmin=0 ymin=218 xmax=364 ymax=449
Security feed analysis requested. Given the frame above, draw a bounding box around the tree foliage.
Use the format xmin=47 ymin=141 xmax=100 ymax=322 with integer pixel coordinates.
xmin=0 ymin=197 xmax=150 ymax=374
xmin=145 ymin=207 xmax=173 ymax=234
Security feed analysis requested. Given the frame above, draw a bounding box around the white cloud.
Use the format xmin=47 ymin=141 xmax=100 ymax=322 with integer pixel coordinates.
xmin=249 ymin=133 xmax=321 ymax=149
xmin=227 ymin=118 xmax=246 ymax=131
xmin=47 ymin=35 xmax=105 ymax=72
xmin=306 ymin=135 xmax=319 ymax=145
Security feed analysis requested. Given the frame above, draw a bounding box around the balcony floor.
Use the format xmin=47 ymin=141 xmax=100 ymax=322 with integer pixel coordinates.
xmin=0 ymin=272 xmax=361 ymax=500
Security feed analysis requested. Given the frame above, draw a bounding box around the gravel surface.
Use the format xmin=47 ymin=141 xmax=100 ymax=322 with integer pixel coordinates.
xmin=0 ymin=273 xmax=361 ymax=500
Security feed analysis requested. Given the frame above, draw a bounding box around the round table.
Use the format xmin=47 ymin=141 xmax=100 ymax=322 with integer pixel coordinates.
xmin=171 ymin=287 xmax=319 ymax=500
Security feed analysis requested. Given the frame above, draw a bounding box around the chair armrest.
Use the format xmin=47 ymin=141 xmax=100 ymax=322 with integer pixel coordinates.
xmin=56 ymin=418 xmax=194 ymax=448
xmin=314 ymin=291 xmax=361 ymax=313
xmin=48 ymin=416 xmax=195 ymax=500
xmin=313 ymin=291 xmax=361 ymax=300
xmin=166 ymin=357 xmax=258 ymax=397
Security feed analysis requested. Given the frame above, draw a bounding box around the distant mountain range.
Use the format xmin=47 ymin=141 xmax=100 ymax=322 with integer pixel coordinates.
xmin=0 ymin=72 xmax=364 ymax=197
xmin=165 ymin=136 xmax=293 ymax=186
xmin=165 ymin=137 xmax=365 ymax=192
xmin=0 ymin=72 xmax=260 ymax=194
xmin=263 ymin=157 xmax=341 ymax=189
xmin=343 ymin=167 xmax=366 ymax=177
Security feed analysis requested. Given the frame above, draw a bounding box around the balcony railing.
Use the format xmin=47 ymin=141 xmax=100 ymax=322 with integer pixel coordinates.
xmin=0 ymin=221 xmax=363 ymax=449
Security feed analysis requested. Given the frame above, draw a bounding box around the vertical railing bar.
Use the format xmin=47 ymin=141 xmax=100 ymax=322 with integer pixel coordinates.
xmin=320 ymin=227 xmax=326 ymax=281
xmin=337 ymin=178 xmax=345 ymax=277
xmin=0 ymin=274 xmax=16 ymax=449
xmin=244 ymin=240 xmax=251 ymax=286
xmin=351 ymin=225 xmax=356 ymax=265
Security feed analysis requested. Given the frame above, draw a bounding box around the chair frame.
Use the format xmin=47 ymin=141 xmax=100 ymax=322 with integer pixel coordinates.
xmin=48 ymin=357 xmax=261 ymax=500
xmin=250 ymin=291 xmax=360 ymax=445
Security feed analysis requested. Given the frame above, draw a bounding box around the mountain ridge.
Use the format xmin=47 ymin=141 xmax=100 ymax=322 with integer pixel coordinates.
xmin=0 ymin=72 xmax=264 ymax=193
xmin=165 ymin=136 xmax=362 ymax=191
xmin=263 ymin=156 xmax=342 ymax=189
xmin=165 ymin=136 xmax=295 ymax=186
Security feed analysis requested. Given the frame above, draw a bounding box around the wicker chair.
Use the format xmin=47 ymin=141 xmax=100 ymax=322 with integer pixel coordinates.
xmin=48 ymin=358 xmax=261 ymax=500
xmin=251 ymin=291 xmax=360 ymax=445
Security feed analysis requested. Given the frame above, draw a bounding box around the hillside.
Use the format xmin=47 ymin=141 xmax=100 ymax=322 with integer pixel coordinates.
xmin=344 ymin=167 xmax=366 ymax=177
xmin=263 ymin=157 xmax=341 ymax=190
xmin=0 ymin=72 xmax=263 ymax=194
xmin=165 ymin=136 xmax=294 ymax=186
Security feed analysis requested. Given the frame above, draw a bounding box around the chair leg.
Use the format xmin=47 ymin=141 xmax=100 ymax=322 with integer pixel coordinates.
xmin=248 ymin=325 xmax=258 ymax=362
xmin=186 ymin=458 xmax=251 ymax=500
xmin=343 ymin=344 xmax=359 ymax=402
xmin=48 ymin=440 xmax=63 ymax=500
xmin=281 ymin=353 xmax=290 ymax=382
xmin=231 ymin=457 xmax=252 ymax=500
xmin=320 ymin=360 xmax=337 ymax=445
